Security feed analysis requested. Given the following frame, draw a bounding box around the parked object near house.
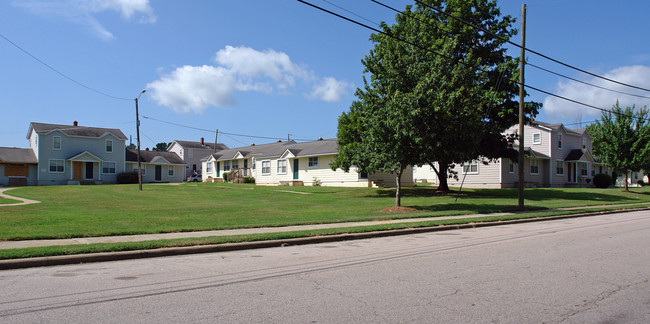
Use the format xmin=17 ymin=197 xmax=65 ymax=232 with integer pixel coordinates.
xmin=125 ymin=149 xmax=185 ymax=183
xmin=167 ymin=138 xmax=228 ymax=179
xmin=413 ymin=121 xmax=608 ymax=188
xmin=202 ymin=138 xmax=414 ymax=187
xmin=0 ymin=147 xmax=38 ymax=186
xmin=26 ymin=122 xmax=128 ymax=185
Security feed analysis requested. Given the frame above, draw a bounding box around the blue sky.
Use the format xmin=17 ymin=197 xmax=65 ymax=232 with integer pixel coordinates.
xmin=2 ymin=0 xmax=649 ymax=149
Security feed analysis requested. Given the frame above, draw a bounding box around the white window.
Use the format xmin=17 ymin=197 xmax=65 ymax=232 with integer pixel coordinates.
xmin=582 ymin=137 xmax=586 ymax=149
xmin=557 ymin=134 xmax=563 ymax=149
xmin=102 ymin=161 xmax=116 ymax=174
xmin=232 ymin=160 xmax=239 ymax=169
xmin=168 ymin=166 xmax=174 ymax=176
xmin=261 ymin=160 xmax=271 ymax=175
xmin=105 ymin=139 xmax=113 ymax=153
xmin=556 ymin=160 xmax=564 ymax=175
xmin=580 ymin=162 xmax=588 ymax=176
xmin=508 ymin=160 xmax=514 ymax=173
xmin=591 ymin=165 xmax=595 ymax=177
xmin=277 ymin=159 xmax=287 ymax=174
xmin=53 ymin=136 xmax=61 ymax=150
xmin=224 ymin=161 xmax=231 ymax=172
xmin=308 ymin=157 xmax=319 ymax=168
xmin=134 ymin=167 xmax=146 ymax=176
xmin=252 ymin=157 xmax=256 ymax=170
xmin=532 ymin=133 xmax=541 ymax=145
xmin=49 ymin=159 xmax=64 ymax=173
xmin=206 ymin=162 xmax=213 ymax=173
xmin=530 ymin=159 xmax=539 ymax=175
xmin=462 ymin=161 xmax=479 ymax=174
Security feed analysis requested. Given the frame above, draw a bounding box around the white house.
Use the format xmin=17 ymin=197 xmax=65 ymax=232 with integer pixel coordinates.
xmin=125 ymin=148 xmax=185 ymax=183
xmin=414 ymin=121 xmax=608 ymax=188
xmin=202 ymin=138 xmax=414 ymax=187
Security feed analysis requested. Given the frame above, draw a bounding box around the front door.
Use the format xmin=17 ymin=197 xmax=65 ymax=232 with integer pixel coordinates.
xmin=73 ymin=162 xmax=83 ymax=180
xmin=155 ymin=165 xmax=162 ymax=181
xmin=293 ymin=159 xmax=299 ymax=180
xmin=85 ymin=162 xmax=93 ymax=179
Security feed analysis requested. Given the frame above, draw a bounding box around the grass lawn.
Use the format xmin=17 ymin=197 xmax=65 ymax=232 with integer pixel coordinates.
xmin=1 ymin=182 xmax=649 ymax=241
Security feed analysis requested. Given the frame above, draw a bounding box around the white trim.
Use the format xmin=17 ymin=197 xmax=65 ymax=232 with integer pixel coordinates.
xmin=261 ymin=160 xmax=271 ymax=175
xmin=49 ymin=159 xmax=65 ymax=173
xmin=105 ymin=139 xmax=113 ymax=153
xmin=308 ymin=157 xmax=319 ymax=168
xmin=532 ymin=132 xmax=542 ymax=145
xmin=530 ymin=159 xmax=539 ymax=175
xmin=557 ymin=133 xmax=563 ymax=150
xmin=555 ymin=159 xmax=564 ymax=176
xmin=168 ymin=166 xmax=174 ymax=177
xmin=53 ymin=136 xmax=61 ymax=150
xmin=102 ymin=161 xmax=117 ymax=174
xmin=508 ymin=159 xmax=515 ymax=174
xmin=462 ymin=161 xmax=479 ymax=175
xmin=277 ymin=159 xmax=288 ymax=175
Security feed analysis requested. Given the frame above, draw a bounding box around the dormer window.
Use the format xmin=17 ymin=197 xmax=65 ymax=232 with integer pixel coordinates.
xmin=53 ymin=136 xmax=61 ymax=150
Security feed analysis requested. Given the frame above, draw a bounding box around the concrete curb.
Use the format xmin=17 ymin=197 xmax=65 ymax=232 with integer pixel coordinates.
xmin=1 ymin=207 xmax=647 ymax=270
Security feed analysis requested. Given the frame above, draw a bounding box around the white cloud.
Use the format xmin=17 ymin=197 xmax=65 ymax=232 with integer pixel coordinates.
xmin=309 ymin=77 xmax=351 ymax=102
xmin=147 ymin=46 xmax=350 ymax=113
xmin=12 ymin=0 xmax=155 ymax=40
xmin=543 ymin=65 xmax=650 ymax=122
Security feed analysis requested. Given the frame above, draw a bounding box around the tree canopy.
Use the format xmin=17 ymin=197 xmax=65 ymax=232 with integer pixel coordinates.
xmin=589 ymin=102 xmax=650 ymax=191
xmin=332 ymin=0 xmax=539 ymax=205
xmin=153 ymin=142 xmax=171 ymax=152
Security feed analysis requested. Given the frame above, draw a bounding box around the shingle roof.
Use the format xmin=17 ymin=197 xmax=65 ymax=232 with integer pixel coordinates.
xmin=0 ymin=147 xmax=37 ymax=164
xmin=533 ymin=121 xmax=585 ymax=136
xmin=126 ymin=149 xmax=184 ymax=164
xmin=564 ymin=149 xmax=585 ymax=161
xmin=208 ymin=140 xmax=297 ymax=161
xmin=28 ymin=122 xmax=127 ymax=140
xmin=284 ymin=138 xmax=338 ymax=157
xmin=172 ymin=140 xmax=229 ymax=150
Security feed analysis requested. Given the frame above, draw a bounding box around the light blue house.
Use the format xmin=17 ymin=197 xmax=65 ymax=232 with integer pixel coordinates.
xmin=27 ymin=121 xmax=128 ymax=185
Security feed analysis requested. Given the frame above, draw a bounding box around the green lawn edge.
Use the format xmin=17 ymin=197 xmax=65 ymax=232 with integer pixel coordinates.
xmin=1 ymin=205 xmax=647 ymax=260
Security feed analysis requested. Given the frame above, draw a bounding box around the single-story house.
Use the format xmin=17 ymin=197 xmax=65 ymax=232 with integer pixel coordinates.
xmin=0 ymin=147 xmax=39 ymax=186
xmin=126 ymin=149 xmax=185 ymax=183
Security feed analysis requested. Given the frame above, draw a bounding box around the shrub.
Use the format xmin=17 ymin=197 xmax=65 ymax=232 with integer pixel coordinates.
xmin=637 ymin=180 xmax=644 ymax=187
xmin=312 ymin=177 xmax=322 ymax=186
xmin=243 ymin=177 xmax=255 ymax=184
xmin=117 ymin=172 xmax=139 ymax=184
xmin=593 ymin=173 xmax=612 ymax=188
xmin=222 ymin=172 xmax=230 ymax=182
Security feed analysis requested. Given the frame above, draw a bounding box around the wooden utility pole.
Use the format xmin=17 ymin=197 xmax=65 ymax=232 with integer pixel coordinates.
xmin=214 ymin=129 xmax=219 ymax=153
xmin=518 ymin=4 xmax=527 ymax=209
xmin=135 ymin=90 xmax=146 ymax=191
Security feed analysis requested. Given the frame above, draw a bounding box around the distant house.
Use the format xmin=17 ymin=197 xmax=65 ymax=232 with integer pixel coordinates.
xmin=202 ymin=138 xmax=414 ymax=187
xmin=167 ymin=138 xmax=228 ymax=179
xmin=26 ymin=121 xmax=127 ymax=185
xmin=0 ymin=147 xmax=38 ymax=186
xmin=414 ymin=121 xmax=608 ymax=188
xmin=125 ymin=149 xmax=185 ymax=183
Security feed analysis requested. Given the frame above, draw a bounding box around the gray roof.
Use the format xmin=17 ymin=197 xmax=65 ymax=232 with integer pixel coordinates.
xmin=0 ymin=147 xmax=37 ymax=164
xmin=206 ymin=138 xmax=339 ymax=162
xmin=172 ymin=140 xmax=229 ymax=151
xmin=534 ymin=121 xmax=586 ymax=137
xmin=209 ymin=140 xmax=296 ymax=161
xmin=28 ymin=122 xmax=127 ymax=140
xmin=126 ymin=149 xmax=184 ymax=164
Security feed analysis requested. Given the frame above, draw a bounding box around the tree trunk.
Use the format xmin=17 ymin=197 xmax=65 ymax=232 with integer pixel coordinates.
xmin=395 ymin=166 xmax=403 ymax=207
xmin=624 ymin=171 xmax=629 ymax=191
xmin=430 ymin=161 xmax=450 ymax=193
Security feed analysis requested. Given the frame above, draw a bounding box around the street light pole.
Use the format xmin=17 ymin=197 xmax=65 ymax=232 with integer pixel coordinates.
xmin=135 ymin=89 xmax=146 ymax=191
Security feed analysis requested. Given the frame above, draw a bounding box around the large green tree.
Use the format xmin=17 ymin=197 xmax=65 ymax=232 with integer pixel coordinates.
xmin=333 ymin=0 xmax=538 ymax=204
xmin=590 ymin=102 xmax=650 ymax=191
xmin=153 ymin=142 xmax=171 ymax=152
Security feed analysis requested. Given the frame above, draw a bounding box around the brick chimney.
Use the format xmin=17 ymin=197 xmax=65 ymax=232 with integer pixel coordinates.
xmin=200 ymin=137 xmax=204 ymax=145
xmin=145 ymin=147 xmax=149 ymax=151
xmin=277 ymin=139 xmax=282 ymax=143
xmin=251 ymin=143 xmax=255 ymax=146
xmin=318 ymin=137 xmax=323 ymax=141
xmin=73 ymin=121 xmax=78 ymax=126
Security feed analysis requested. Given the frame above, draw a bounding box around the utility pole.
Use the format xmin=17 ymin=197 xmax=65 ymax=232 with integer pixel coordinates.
xmin=518 ymin=4 xmax=527 ymax=209
xmin=214 ymin=129 xmax=219 ymax=153
xmin=135 ymin=90 xmax=146 ymax=191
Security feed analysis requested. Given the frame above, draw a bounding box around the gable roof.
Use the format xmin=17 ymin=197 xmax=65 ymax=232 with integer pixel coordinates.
xmin=126 ymin=149 xmax=184 ymax=164
xmin=207 ymin=140 xmax=297 ymax=161
xmin=170 ymin=140 xmax=229 ymax=151
xmin=0 ymin=147 xmax=38 ymax=164
xmin=533 ymin=121 xmax=589 ymax=137
xmin=283 ymin=138 xmax=338 ymax=157
xmin=27 ymin=122 xmax=127 ymax=140
xmin=564 ymin=149 xmax=596 ymax=162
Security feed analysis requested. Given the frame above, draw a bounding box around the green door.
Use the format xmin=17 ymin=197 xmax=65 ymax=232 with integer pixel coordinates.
xmin=293 ymin=159 xmax=299 ymax=180
xmin=217 ymin=162 xmax=220 ymax=177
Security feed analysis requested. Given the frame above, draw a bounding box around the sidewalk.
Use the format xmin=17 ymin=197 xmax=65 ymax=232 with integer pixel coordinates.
xmin=2 ymin=202 xmax=649 ymax=250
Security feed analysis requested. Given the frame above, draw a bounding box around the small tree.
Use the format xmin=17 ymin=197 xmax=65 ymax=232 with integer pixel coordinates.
xmin=590 ymin=102 xmax=650 ymax=191
xmin=153 ymin=142 xmax=171 ymax=152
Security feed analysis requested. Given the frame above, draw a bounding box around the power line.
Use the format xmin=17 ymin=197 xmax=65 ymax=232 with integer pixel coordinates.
xmin=0 ymin=32 xmax=131 ymax=101
xmin=296 ymin=0 xmax=627 ymax=117
xmin=409 ymin=0 xmax=650 ymax=93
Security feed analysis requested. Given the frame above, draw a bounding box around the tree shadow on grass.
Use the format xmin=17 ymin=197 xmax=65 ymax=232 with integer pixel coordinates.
xmin=407 ymin=202 xmax=543 ymax=214
xmin=372 ymin=187 xmax=647 ymax=204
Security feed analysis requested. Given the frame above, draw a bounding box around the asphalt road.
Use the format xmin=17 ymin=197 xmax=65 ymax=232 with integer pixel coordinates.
xmin=0 ymin=210 xmax=648 ymax=323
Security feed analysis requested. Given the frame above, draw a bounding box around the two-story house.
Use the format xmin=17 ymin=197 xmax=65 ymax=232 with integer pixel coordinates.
xmin=167 ymin=138 xmax=228 ymax=179
xmin=413 ymin=121 xmax=606 ymax=188
xmin=26 ymin=121 xmax=127 ymax=185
